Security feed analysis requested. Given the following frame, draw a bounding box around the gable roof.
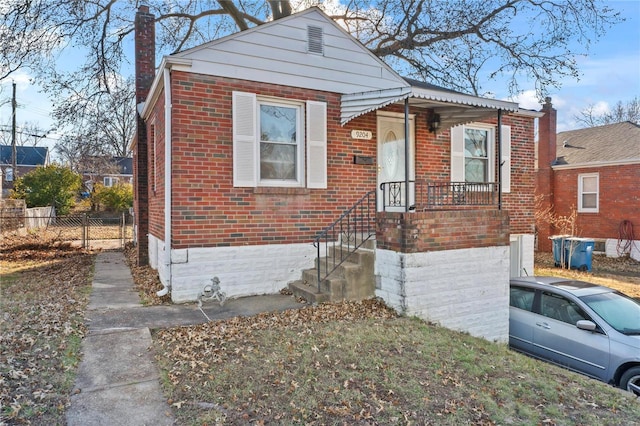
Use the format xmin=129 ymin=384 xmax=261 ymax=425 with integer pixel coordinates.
xmin=141 ymin=7 xmax=406 ymax=118
xmin=555 ymin=121 xmax=640 ymax=167
xmin=0 ymin=145 xmax=49 ymax=167
xmin=141 ymin=6 xmax=535 ymax=128
xmin=81 ymin=156 xmax=134 ymax=176
xmin=114 ymin=157 xmax=133 ymax=175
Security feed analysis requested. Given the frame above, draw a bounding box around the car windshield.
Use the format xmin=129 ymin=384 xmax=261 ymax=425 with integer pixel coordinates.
xmin=580 ymin=291 xmax=640 ymax=335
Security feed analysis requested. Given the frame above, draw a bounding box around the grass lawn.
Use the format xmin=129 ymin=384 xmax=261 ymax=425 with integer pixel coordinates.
xmin=0 ymin=235 xmax=94 ymax=424
xmin=1 ymin=237 xmax=639 ymax=425
xmin=151 ymin=253 xmax=640 ymax=425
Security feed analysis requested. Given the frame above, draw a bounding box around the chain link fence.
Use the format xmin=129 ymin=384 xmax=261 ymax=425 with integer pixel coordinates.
xmin=1 ymin=212 xmax=134 ymax=249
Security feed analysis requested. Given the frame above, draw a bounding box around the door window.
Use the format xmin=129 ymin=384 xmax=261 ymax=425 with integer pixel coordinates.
xmin=540 ymin=292 xmax=588 ymax=325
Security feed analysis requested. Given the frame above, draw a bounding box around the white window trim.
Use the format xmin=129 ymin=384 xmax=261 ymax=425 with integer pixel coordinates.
xmin=257 ymin=97 xmax=305 ymax=188
xmin=451 ymin=122 xmax=511 ymax=192
xmin=232 ymin=91 xmax=327 ymax=189
xmin=451 ymin=122 xmax=495 ymax=183
xmin=578 ymin=173 xmax=599 ymax=213
xmin=104 ymin=176 xmax=119 ymax=187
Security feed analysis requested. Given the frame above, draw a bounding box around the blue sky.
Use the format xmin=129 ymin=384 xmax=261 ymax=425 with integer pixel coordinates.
xmin=0 ymin=1 xmax=638 ymax=155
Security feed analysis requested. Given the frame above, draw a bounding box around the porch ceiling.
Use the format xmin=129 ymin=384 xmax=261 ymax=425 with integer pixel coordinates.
xmin=341 ymin=80 xmax=520 ymax=129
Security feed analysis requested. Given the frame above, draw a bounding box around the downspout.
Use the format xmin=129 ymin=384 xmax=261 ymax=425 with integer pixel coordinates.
xmin=404 ymin=98 xmax=410 ymax=212
xmin=497 ymin=109 xmax=503 ymax=211
xmin=157 ymin=67 xmax=173 ymax=297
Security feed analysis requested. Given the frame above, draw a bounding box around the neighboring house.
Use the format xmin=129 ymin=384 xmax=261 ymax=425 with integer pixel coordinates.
xmin=133 ymin=6 xmax=543 ymax=342
xmin=82 ymin=156 xmax=133 ymax=193
xmin=0 ymin=145 xmax=50 ymax=197
xmin=536 ymin=114 xmax=640 ymax=260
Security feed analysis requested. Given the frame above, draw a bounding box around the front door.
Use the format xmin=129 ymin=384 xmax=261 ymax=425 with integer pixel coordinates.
xmin=377 ymin=113 xmax=415 ymax=212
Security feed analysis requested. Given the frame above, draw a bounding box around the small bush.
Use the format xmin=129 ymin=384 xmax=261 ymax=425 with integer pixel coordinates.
xmin=91 ymin=183 xmax=133 ymax=212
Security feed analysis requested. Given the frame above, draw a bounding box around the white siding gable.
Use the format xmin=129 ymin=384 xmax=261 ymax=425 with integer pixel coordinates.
xmin=173 ymin=8 xmax=405 ymax=94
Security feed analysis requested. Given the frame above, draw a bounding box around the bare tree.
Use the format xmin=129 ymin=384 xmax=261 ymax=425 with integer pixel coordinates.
xmin=53 ymin=75 xmax=135 ymax=158
xmin=575 ymin=96 xmax=640 ymax=127
xmin=0 ymin=121 xmax=53 ymax=146
xmin=0 ymin=0 xmax=623 ymax=124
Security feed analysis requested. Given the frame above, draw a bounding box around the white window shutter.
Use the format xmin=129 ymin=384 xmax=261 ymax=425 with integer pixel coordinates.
xmin=306 ymin=100 xmax=327 ymax=189
xmin=450 ymin=125 xmax=465 ymax=182
xmin=500 ymin=125 xmax=511 ymax=193
xmin=232 ymin=91 xmax=257 ymax=187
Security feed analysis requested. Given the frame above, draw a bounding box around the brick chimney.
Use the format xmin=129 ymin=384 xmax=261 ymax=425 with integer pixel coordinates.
xmin=134 ymin=5 xmax=155 ymax=266
xmin=535 ymin=97 xmax=557 ymax=252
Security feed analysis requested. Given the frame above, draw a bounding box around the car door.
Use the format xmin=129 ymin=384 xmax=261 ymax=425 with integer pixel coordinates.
xmin=532 ymin=291 xmax=611 ymax=381
xmin=509 ymin=285 xmax=537 ymax=353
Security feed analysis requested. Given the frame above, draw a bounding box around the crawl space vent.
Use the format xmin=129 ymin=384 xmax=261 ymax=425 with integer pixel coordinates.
xmin=307 ymin=25 xmax=324 ymax=54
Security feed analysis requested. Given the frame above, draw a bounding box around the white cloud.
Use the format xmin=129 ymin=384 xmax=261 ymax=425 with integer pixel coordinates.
xmin=508 ymin=90 xmax=540 ymax=110
xmin=0 ymin=70 xmax=33 ymax=90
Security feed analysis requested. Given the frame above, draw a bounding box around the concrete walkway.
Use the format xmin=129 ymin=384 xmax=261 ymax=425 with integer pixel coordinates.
xmin=66 ymin=251 xmax=305 ymax=425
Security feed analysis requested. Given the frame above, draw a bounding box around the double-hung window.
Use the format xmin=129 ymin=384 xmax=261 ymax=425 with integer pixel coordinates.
xmin=233 ymin=91 xmax=327 ymax=189
xmin=451 ymin=123 xmax=511 ymax=192
xmin=464 ymin=127 xmax=490 ymax=182
xmin=259 ymin=100 xmax=302 ymax=184
xmin=578 ymin=173 xmax=599 ymax=213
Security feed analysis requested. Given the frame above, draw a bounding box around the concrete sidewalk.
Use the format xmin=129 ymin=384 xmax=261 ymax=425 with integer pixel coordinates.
xmin=66 ymin=251 xmax=304 ymax=425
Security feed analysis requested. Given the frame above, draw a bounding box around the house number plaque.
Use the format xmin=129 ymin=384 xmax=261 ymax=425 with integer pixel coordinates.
xmin=351 ymin=130 xmax=372 ymax=140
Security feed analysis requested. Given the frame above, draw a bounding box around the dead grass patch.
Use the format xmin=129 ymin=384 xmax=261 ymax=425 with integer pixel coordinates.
xmin=0 ymin=233 xmax=94 ymax=424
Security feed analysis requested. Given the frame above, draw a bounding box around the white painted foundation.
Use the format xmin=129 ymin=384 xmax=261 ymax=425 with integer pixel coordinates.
xmin=605 ymin=238 xmax=640 ymax=261
xmin=375 ymin=245 xmax=510 ymax=343
xmin=148 ymin=234 xmax=317 ymax=303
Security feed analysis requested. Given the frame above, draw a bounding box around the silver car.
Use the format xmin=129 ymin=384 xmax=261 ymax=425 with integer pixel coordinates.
xmin=509 ymin=276 xmax=640 ymax=395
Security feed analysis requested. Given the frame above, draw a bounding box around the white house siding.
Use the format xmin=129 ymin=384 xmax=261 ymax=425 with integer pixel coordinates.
xmin=375 ymin=246 xmax=510 ymax=343
xmin=148 ymin=234 xmax=317 ymax=303
xmin=174 ymin=9 xmax=404 ymax=95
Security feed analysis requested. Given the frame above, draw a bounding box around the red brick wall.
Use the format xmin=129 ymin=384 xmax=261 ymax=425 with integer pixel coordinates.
xmin=377 ymin=210 xmax=510 ymax=253
xmin=147 ymin=94 xmax=165 ymax=241
xmin=155 ymin=72 xmax=378 ymax=249
xmin=146 ymin=72 xmax=535 ymax=250
xmin=553 ymin=164 xmax=640 ymax=240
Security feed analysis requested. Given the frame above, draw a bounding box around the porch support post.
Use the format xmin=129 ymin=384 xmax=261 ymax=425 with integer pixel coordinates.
xmin=497 ymin=109 xmax=503 ymax=210
xmin=404 ymin=98 xmax=410 ymax=212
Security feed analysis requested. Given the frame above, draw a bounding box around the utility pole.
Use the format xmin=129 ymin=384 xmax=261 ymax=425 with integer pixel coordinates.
xmin=11 ymin=81 xmax=17 ymax=179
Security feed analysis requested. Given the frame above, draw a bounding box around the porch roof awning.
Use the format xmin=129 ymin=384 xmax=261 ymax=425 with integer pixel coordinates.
xmin=341 ymin=79 xmax=520 ymax=128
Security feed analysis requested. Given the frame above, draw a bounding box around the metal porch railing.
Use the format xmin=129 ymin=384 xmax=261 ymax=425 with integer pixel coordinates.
xmin=380 ymin=180 xmax=499 ymax=211
xmin=313 ymin=190 xmax=376 ymax=291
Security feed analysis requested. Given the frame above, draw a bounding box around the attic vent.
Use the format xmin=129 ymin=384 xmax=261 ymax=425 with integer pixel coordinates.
xmin=307 ymin=25 xmax=324 ymax=54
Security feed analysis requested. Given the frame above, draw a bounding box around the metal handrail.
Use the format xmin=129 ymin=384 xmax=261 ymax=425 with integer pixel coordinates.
xmin=380 ymin=180 xmax=499 ymax=211
xmin=312 ymin=191 xmax=376 ymax=292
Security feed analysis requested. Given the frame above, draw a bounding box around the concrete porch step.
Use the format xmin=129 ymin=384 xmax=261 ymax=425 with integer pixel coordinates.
xmin=288 ymin=279 xmax=330 ymax=304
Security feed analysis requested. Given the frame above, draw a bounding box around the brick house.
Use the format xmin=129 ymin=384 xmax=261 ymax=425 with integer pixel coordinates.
xmin=82 ymin=156 xmax=133 ymax=194
xmin=536 ymin=104 xmax=639 ymax=260
xmin=133 ymin=6 xmax=542 ymax=341
xmin=0 ymin=145 xmax=50 ymax=197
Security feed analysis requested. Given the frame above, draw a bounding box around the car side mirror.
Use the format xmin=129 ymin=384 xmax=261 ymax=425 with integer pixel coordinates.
xmin=576 ymin=320 xmax=597 ymax=331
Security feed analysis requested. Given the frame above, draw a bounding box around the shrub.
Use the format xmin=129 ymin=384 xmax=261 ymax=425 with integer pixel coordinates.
xmin=11 ymin=165 xmax=82 ymax=215
xmin=92 ymin=182 xmax=133 ymax=212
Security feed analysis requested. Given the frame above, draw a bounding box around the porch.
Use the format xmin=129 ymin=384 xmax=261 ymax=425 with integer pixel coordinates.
xmin=288 ymin=180 xmax=511 ymax=342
